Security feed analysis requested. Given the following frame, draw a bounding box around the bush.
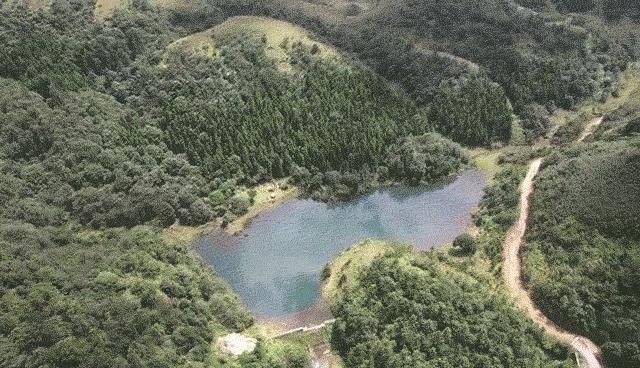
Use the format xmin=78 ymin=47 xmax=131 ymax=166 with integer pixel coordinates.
xmin=208 ymin=190 xmax=226 ymax=207
xmin=384 ymin=133 xmax=467 ymax=183
xmin=520 ymin=103 xmax=552 ymax=141
xmin=453 ymin=233 xmax=477 ymax=255
xmin=321 ymin=264 xmax=331 ymax=280
xmin=229 ymin=192 xmax=252 ymax=215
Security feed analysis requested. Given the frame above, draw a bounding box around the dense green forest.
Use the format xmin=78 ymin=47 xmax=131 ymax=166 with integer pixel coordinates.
xmin=517 ymin=0 xmax=640 ymax=20
xmin=524 ymin=139 xmax=640 ymax=367
xmin=0 ymin=1 xmax=490 ymax=366
xmin=1 ymin=0 xmax=639 ymax=367
xmin=0 ymin=79 xmax=217 ymax=228
xmin=324 ymin=159 xmax=573 ymax=367
xmin=0 ymin=2 xmax=478 ymax=225
xmin=0 ymin=224 xmax=254 ymax=367
xmin=430 ymin=76 xmax=512 ymax=146
xmin=0 ymin=42 xmax=308 ymax=368
xmin=329 ymin=246 xmax=575 ymax=368
xmin=156 ymin=39 xmax=425 ymax=181
xmin=260 ymin=0 xmax=640 ymax=115
xmin=384 ymin=133 xmax=467 ymax=183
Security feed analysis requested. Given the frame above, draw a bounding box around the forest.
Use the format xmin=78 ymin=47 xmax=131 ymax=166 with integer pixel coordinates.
xmin=324 ymin=151 xmax=570 ymax=367
xmin=329 ymin=246 xmax=575 ymax=368
xmin=257 ymin=0 xmax=640 ymax=115
xmin=0 ymin=0 xmax=501 ymax=366
xmin=0 ymin=0 xmax=639 ymax=366
xmin=524 ymin=139 xmax=640 ymax=368
xmin=0 ymin=0 xmax=508 ymax=221
xmin=0 ymin=224 xmax=254 ymax=367
xmin=0 ymin=73 xmax=308 ymax=367
xmin=517 ymin=0 xmax=640 ymax=19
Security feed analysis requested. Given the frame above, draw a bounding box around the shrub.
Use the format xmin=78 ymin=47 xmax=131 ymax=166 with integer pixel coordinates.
xmin=453 ymin=233 xmax=477 ymax=255
xmin=384 ymin=133 xmax=467 ymax=183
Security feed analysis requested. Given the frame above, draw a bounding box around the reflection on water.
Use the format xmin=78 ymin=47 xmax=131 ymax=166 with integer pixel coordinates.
xmin=194 ymin=170 xmax=486 ymax=318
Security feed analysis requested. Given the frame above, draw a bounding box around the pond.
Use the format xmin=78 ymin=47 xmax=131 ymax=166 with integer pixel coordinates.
xmin=194 ymin=170 xmax=486 ymax=318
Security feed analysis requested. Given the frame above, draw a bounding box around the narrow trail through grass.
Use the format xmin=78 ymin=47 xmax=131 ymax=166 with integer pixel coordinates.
xmin=577 ymin=117 xmax=604 ymax=143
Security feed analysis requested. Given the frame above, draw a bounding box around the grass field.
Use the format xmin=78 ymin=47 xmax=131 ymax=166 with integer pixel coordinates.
xmin=219 ymin=16 xmax=337 ymax=60
xmin=163 ymin=28 xmax=217 ymax=62
xmin=94 ymin=0 xmax=128 ymax=20
xmin=28 ymin=0 xmax=46 ymax=10
xmin=93 ymin=0 xmax=190 ymax=20
xmin=321 ymin=239 xmax=401 ymax=301
xmin=151 ymin=0 xmax=188 ymax=9
xmin=163 ymin=16 xmax=339 ymax=69
xmin=469 ymin=148 xmax=503 ymax=182
xmin=279 ymin=0 xmax=378 ymax=22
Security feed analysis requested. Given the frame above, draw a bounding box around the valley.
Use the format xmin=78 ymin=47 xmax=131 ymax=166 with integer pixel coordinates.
xmin=0 ymin=1 xmax=638 ymax=368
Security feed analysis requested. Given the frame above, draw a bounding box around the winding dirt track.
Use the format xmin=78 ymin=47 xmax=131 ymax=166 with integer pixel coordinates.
xmin=577 ymin=117 xmax=604 ymax=143
xmin=502 ymin=158 xmax=603 ymax=368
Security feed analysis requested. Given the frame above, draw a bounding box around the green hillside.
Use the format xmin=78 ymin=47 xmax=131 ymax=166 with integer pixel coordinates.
xmin=524 ymin=140 xmax=640 ymax=368
xmin=517 ymin=0 xmax=640 ymax=20
xmin=266 ymin=0 xmax=640 ymax=115
xmin=164 ymin=15 xmax=338 ymax=65
xmin=0 ymin=0 xmax=639 ymax=367
xmin=0 ymin=3 xmax=472 ymax=366
xmin=328 ymin=243 xmax=576 ymax=368
xmin=0 ymin=225 xmax=254 ymax=367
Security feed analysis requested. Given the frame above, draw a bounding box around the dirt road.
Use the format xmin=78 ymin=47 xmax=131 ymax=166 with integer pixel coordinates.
xmin=502 ymin=158 xmax=603 ymax=368
xmin=577 ymin=117 xmax=604 ymax=142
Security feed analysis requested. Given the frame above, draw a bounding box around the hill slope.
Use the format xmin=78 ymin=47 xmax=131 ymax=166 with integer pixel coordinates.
xmin=0 ymin=6 xmax=472 ymax=367
xmin=261 ymin=0 xmax=640 ymax=116
xmin=524 ymin=140 xmax=640 ymax=368
xmin=328 ymin=243 xmax=576 ymax=367
xmin=164 ymin=16 xmax=337 ymax=69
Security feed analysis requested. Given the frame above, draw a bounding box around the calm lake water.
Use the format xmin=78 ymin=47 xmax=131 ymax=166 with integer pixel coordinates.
xmin=194 ymin=170 xmax=486 ymax=318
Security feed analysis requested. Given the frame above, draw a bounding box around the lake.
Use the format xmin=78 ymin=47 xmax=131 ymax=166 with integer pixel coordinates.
xmin=194 ymin=170 xmax=486 ymax=318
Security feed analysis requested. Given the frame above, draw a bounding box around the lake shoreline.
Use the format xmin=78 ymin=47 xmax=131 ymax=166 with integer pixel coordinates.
xmin=195 ymin=169 xmax=487 ymax=318
xmin=164 ymin=171 xmax=465 ymax=245
xmin=163 ymin=178 xmax=301 ymax=244
xmin=224 ymin=179 xmax=301 ymax=235
xmin=164 ymin=152 xmax=498 ymax=245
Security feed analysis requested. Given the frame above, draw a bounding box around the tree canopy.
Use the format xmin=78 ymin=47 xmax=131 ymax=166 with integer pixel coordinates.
xmin=330 ymin=247 xmax=575 ymax=368
xmin=525 ymin=140 xmax=640 ymax=368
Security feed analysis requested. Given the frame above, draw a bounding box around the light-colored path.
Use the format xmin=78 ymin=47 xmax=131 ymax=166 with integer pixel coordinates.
xmin=577 ymin=117 xmax=604 ymax=143
xmin=269 ymin=318 xmax=339 ymax=368
xmin=415 ymin=43 xmax=480 ymax=73
xmin=502 ymin=158 xmax=602 ymax=368
xmin=269 ymin=319 xmax=336 ymax=339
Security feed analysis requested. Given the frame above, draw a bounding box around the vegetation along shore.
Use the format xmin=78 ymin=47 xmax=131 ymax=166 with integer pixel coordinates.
xmin=0 ymin=0 xmax=639 ymax=367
